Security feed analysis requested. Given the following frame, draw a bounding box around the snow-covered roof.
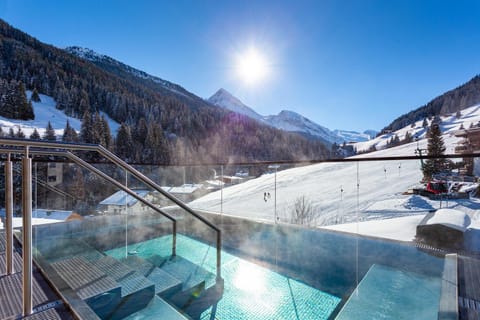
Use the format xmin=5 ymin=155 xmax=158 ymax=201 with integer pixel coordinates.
xmin=204 ymin=180 xmax=225 ymax=187
xmin=425 ymin=208 xmax=469 ymax=232
xmin=99 ymin=190 xmax=150 ymax=206
xmin=169 ymin=184 xmax=203 ymax=194
xmin=32 ymin=209 xmax=72 ymax=220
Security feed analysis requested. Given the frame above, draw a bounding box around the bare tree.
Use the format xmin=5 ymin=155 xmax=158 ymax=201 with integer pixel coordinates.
xmin=290 ymin=196 xmax=320 ymax=226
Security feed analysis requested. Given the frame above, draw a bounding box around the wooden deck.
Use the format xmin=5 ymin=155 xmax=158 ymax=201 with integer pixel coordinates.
xmin=0 ymin=231 xmax=73 ymax=320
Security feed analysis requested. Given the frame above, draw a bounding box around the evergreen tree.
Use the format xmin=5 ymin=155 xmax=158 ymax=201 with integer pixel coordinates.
xmin=432 ymin=115 xmax=442 ymax=125
xmin=404 ymin=131 xmax=413 ymax=144
xmin=422 ymin=118 xmax=428 ymax=128
xmin=31 ymin=88 xmax=41 ymax=102
xmin=0 ymin=127 xmax=3 ymax=137
xmin=133 ymin=118 xmax=148 ymax=145
xmin=62 ymin=120 xmax=78 ymax=142
xmin=30 ymin=128 xmax=41 ymax=140
xmin=16 ymin=82 xmax=34 ymax=120
xmin=80 ymin=110 xmax=94 ymax=143
xmin=43 ymin=121 xmax=56 ymax=141
xmin=8 ymin=128 xmax=14 ymax=138
xmin=100 ymin=115 xmax=112 ymax=149
xmin=456 ymin=110 xmax=462 ymax=119
xmin=92 ymin=112 xmax=106 ymax=146
xmin=115 ymin=123 xmax=134 ymax=161
xmin=422 ymin=123 xmax=446 ymax=179
xmin=143 ymin=122 xmax=169 ymax=164
xmin=15 ymin=128 xmax=25 ymax=138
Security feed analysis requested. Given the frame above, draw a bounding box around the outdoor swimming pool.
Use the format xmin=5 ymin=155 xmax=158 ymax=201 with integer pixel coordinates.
xmin=105 ymin=233 xmax=445 ymax=319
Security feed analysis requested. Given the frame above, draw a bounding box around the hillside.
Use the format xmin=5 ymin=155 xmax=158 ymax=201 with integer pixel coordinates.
xmin=0 ymin=19 xmax=330 ymax=164
xmin=0 ymin=91 xmax=119 ymax=137
xmin=355 ymin=103 xmax=480 ymax=154
xmin=190 ymin=127 xmax=480 ymax=229
xmin=382 ymin=75 xmax=480 ymax=133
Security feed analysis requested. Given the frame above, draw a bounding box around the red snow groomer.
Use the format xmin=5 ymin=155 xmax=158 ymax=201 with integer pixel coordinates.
xmin=425 ymin=180 xmax=448 ymax=194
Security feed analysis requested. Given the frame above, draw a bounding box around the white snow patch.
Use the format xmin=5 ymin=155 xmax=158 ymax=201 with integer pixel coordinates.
xmin=322 ymin=215 xmax=425 ymax=241
xmin=425 ymin=208 xmax=469 ymax=232
xmin=0 ymin=92 xmax=120 ymax=138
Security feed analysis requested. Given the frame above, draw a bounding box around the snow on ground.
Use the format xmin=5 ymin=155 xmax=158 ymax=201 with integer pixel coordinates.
xmin=425 ymin=208 xmax=469 ymax=232
xmin=191 ymin=114 xmax=480 ymax=242
xmin=0 ymin=209 xmax=70 ymax=229
xmin=322 ymin=215 xmax=425 ymax=241
xmin=0 ymin=92 xmax=120 ymax=137
xmin=354 ymin=104 xmax=480 ymax=153
xmin=191 ymin=158 xmax=428 ymax=225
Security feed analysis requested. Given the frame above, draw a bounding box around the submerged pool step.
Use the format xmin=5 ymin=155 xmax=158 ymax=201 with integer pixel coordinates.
xmin=121 ymin=255 xmax=183 ymax=297
xmin=34 ymin=237 xmax=104 ymax=263
xmin=121 ymin=253 xmax=215 ymax=310
xmin=51 ymin=254 xmax=158 ymax=319
xmin=149 ymin=255 xmax=213 ymax=292
xmin=124 ymin=296 xmax=189 ymax=320
xmin=51 ymin=256 xmax=121 ymax=319
xmin=92 ymin=256 xmax=155 ymax=297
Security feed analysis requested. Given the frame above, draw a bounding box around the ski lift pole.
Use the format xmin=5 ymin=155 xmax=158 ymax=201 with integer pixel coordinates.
xmin=268 ymin=164 xmax=280 ymax=223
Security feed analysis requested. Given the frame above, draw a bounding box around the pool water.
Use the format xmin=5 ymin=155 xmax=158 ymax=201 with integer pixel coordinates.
xmin=106 ymin=234 xmax=341 ymax=319
xmin=336 ymin=264 xmax=441 ymax=320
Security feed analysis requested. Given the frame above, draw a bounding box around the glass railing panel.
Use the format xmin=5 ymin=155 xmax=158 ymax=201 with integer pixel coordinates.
xmin=2 ymin=142 xmax=477 ymax=320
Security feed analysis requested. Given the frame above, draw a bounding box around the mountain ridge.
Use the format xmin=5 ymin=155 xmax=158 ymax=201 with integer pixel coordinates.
xmin=208 ymin=88 xmax=374 ymax=144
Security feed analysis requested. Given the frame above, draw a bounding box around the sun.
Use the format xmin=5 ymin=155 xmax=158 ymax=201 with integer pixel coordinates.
xmin=236 ymin=47 xmax=269 ymax=85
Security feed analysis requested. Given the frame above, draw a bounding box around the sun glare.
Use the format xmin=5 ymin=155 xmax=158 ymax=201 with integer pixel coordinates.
xmin=236 ymin=47 xmax=269 ymax=85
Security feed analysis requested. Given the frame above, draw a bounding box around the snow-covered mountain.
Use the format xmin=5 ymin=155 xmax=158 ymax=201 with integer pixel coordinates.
xmin=265 ymin=110 xmax=340 ymax=143
xmin=208 ymin=88 xmax=372 ymax=144
xmin=208 ymin=88 xmax=264 ymax=122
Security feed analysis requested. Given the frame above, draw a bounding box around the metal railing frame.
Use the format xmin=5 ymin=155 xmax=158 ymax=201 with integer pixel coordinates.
xmin=0 ymin=138 xmax=224 ymax=316
xmin=5 ymin=137 xmax=479 ymax=315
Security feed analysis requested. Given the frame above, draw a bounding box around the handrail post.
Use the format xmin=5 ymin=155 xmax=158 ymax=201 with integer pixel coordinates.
xmin=22 ymin=147 xmax=33 ymax=316
xmin=216 ymin=230 xmax=222 ymax=280
xmin=5 ymin=153 xmax=13 ymax=274
xmin=172 ymin=221 xmax=177 ymax=257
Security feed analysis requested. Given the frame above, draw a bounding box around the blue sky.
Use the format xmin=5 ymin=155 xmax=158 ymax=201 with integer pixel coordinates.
xmin=1 ymin=0 xmax=480 ymax=132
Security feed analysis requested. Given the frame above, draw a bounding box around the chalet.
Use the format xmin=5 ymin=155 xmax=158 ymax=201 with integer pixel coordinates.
xmin=97 ymin=189 xmax=154 ymax=215
xmin=454 ymin=127 xmax=480 ymax=176
xmin=167 ymin=184 xmax=206 ymax=202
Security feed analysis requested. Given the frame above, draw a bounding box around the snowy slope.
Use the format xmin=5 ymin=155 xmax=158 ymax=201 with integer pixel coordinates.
xmin=0 ymin=92 xmax=120 ymax=138
xmin=190 ymin=128 xmax=480 ymax=233
xmin=208 ymin=88 xmax=371 ymax=144
xmin=354 ymin=104 xmax=480 ymax=154
xmin=333 ymin=129 xmax=375 ymax=143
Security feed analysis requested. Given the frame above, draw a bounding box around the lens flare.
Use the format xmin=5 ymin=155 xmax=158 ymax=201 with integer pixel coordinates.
xmin=236 ymin=47 xmax=269 ymax=85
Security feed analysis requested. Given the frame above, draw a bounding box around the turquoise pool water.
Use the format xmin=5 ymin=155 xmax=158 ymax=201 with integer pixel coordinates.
xmin=336 ymin=264 xmax=441 ymax=320
xmin=106 ymin=234 xmax=341 ymax=319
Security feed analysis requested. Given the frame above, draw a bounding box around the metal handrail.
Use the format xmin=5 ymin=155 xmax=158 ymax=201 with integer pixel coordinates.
xmin=60 ymin=150 xmax=177 ymax=257
xmin=0 ymin=138 xmax=222 ymax=279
